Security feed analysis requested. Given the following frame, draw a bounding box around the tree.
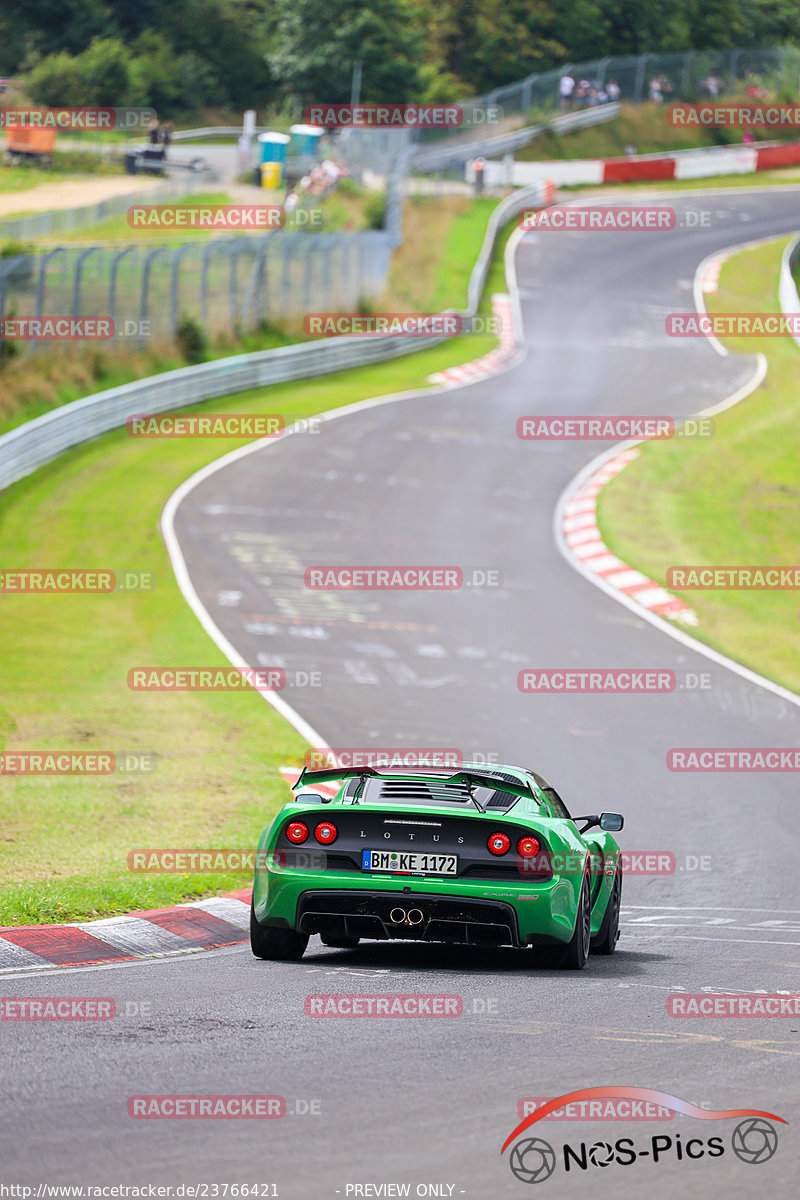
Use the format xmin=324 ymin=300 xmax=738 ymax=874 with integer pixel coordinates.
xmin=268 ymin=0 xmax=423 ymax=102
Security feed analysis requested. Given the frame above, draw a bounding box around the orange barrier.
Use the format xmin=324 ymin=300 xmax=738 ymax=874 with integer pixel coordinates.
xmin=5 ymin=127 xmax=56 ymax=155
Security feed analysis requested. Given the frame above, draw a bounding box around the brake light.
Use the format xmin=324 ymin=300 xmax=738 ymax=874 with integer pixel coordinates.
xmin=286 ymin=821 xmax=309 ymax=844
xmin=488 ymin=832 xmax=511 ymax=856
xmin=517 ymin=835 xmax=540 ymax=857
xmin=315 ymin=821 xmax=338 ymax=845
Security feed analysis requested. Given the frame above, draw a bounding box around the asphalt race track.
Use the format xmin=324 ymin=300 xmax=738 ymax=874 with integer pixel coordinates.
xmin=3 ymin=189 xmax=800 ymax=1198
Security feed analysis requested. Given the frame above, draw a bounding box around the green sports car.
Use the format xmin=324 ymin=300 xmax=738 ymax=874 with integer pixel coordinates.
xmin=250 ymin=763 xmax=624 ymax=970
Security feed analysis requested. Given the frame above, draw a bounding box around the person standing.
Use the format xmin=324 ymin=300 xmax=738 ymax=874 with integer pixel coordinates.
xmin=559 ymin=73 xmax=575 ymax=112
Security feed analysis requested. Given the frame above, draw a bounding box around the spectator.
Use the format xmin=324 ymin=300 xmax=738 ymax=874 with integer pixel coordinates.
xmin=284 ymin=189 xmax=300 ymax=213
xmin=472 ymin=156 xmax=485 ymax=194
xmin=606 ymin=80 xmax=620 ymax=102
xmin=147 ymin=117 xmax=160 ymax=145
xmin=649 ymin=77 xmax=662 ymax=102
xmin=162 ymin=120 xmax=174 ymax=156
xmin=559 ymin=73 xmax=575 ymax=112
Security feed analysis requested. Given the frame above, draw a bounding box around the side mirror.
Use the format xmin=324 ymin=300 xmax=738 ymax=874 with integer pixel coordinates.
xmin=599 ymin=812 xmax=624 ymax=832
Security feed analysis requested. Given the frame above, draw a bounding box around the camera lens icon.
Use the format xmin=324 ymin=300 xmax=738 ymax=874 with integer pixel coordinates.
xmin=509 ymin=1137 xmax=557 ymax=1184
xmin=731 ymin=1118 xmax=778 ymax=1165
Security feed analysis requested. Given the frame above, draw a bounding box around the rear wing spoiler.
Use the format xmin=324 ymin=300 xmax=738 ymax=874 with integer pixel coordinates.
xmin=293 ymin=766 xmax=534 ymax=802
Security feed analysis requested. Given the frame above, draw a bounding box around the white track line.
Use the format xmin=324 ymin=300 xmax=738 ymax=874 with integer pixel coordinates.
xmin=554 ymin=222 xmax=800 ymax=710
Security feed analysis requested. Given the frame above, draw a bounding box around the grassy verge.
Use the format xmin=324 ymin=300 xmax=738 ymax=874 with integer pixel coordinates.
xmin=598 ymin=235 xmax=800 ymax=693
xmin=517 ymin=102 xmax=800 ymax=162
xmin=0 ymin=200 xmax=511 ymax=924
xmin=0 ymin=152 xmax=123 ymax=193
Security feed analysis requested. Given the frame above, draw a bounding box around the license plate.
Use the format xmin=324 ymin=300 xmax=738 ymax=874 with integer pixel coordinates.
xmin=361 ymin=849 xmax=458 ymax=876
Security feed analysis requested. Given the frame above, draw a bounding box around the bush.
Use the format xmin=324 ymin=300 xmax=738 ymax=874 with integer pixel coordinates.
xmin=175 ymin=315 xmax=208 ymax=363
xmin=364 ymin=190 xmax=386 ymax=230
xmin=27 ymin=51 xmax=86 ymax=107
xmin=79 ymin=38 xmax=134 ymax=107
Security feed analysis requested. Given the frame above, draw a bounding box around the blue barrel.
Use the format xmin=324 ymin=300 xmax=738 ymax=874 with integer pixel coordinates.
xmin=258 ymin=132 xmax=290 ymax=165
xmin=289 ymin=124 xmax=325 ymax=158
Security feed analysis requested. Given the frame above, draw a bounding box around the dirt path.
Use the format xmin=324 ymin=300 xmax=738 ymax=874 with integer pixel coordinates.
xmin=0 ymin=175 xmax=165 ymax=218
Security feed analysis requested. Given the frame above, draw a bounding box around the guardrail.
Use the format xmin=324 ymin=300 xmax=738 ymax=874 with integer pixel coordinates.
xmin=0 ymin=182 xmax=549 ymax=493
xmin=411 ymin=104 xmax=621 ymax=173
xmin=778 ymin=232 xmax=800 ymax=347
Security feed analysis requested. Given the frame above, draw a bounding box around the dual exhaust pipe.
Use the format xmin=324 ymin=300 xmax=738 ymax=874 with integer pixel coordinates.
xmin=389 ymin=906 xmax=425 ymax=926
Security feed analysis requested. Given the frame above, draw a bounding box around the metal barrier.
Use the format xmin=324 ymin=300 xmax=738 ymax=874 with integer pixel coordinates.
xmin=411 ymin=104 xmax=621 ymax=173
xmin=778 ymin=233 xmax=800 ymax=347
xmin=0 ymin=182 xmax=550 ymax=493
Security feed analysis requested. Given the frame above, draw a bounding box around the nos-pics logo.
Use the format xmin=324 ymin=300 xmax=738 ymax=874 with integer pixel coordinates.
xmin=501 ymin=1088 xmax=784 ymax=1184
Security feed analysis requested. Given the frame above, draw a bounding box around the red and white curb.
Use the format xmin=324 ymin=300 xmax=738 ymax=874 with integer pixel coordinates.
xmin=0 ymin=889 xmax=252 ymax=974
xmin=0 ymin=770 xmax=339 ymax=973
xmin=561 ymin=447 xmax=697 ymax=625
xmin=428 ymin=293 xmax=517 ymax=388
xmin=698 ymin=251 xmax=730 ymax=294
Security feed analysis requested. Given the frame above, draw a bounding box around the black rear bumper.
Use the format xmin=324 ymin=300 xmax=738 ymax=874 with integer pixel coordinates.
xmin=296 ymin=890 xmax=521 ymax=948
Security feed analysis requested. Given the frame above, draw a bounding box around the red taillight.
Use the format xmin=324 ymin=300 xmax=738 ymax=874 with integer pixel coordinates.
xmin=488 ymin=832 xmax=511 ymax=856
xmin=517 ymin=835 xmax=540 ymax=857
xmin=315 ymin=821 xmax=338 ymax=845
xmin=286 ymin=821 xmax=309 ymax=844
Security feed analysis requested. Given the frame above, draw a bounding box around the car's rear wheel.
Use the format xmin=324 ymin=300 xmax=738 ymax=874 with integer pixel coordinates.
xmin=320 ymin=934 xmax=360 ymax=949
xmin=556 ymin=872 xmax=592 ymax=970
xmin=591 ymin=866 xmax=622 ymax=955
xmin=250 ymin=901 xmax=308 ymax=961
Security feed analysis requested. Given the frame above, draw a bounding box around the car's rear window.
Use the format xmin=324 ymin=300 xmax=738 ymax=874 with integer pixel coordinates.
xmin=356 ymin=773 xmax=536 ymax=809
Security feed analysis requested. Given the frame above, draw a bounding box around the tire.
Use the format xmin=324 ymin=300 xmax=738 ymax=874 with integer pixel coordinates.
xmin=556 ymin=871 xmax=592 ymax=970
xmin=592 ymin=867 xmax=622 ymax=955
xmin=250 ymin=901 xmax=308 ymax=961
xmin=320 ymin=934 xmax=360 ymax=949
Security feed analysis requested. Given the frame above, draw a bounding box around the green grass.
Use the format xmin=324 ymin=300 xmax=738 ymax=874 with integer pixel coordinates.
xmin=598 ymin=235 xmax=800 ymax=693
xmin=33 ymin=191 xmax=233 ymax=244
xmin=0 ymin=197 xmax=511 ymax=924
xmin=517 ymin=101 xmax=800 ymax=163
xmin=0 ymin=152 xmax=122 ymax=193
